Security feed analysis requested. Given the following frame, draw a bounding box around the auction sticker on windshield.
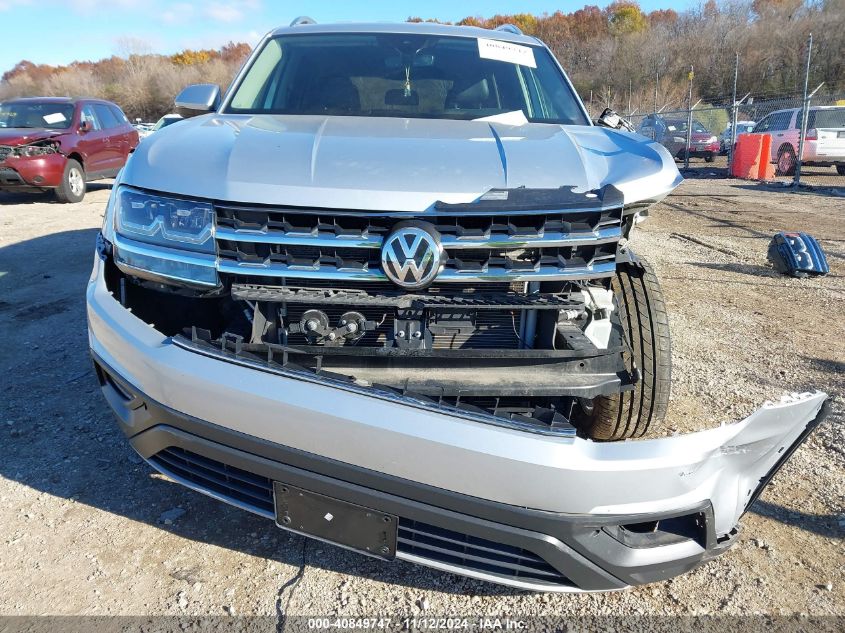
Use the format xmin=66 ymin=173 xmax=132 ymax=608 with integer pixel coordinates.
xmin=43 ymin=112 xmax=66 ymax=124
xmin=477 ymin=38 xmax=536 ymax=68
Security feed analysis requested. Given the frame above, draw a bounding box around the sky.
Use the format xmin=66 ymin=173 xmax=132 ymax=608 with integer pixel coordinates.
xmin=0 ymin=0 xmax=701 ymax=76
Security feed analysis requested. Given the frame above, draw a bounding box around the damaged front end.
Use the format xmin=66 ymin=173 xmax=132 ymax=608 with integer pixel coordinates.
xmin=101 ymin=182 xmax=649 ymax=437
xmin=89 ymin=177 xmax=829 ymax=591
xmin=0 ymin=139 xmax=64 ymax=188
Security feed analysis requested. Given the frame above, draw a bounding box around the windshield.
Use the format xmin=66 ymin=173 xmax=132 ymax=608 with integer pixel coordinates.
xmin=226 ymin=33 xmax=589 ymax=125
xmin=0 ymin=102 xmax=75 ymax=129
xmin=665 ymin=120 xmax=708 ymax=134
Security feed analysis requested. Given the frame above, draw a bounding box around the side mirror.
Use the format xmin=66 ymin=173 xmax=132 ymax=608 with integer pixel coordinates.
xmin=79 ymin=120 xmax=91 ymax=133
xmin=174 ymin=84 xmax=221 ymax=117
xmin=595 ymin=108 xmax=635 ymax=133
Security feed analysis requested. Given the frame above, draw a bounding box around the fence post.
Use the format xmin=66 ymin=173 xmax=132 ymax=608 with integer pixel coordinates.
xmin=728 ymin=53 xmax=739 ymax=174
xmin=684 ymin=66 xmax=694 ymax=170
xmin=794 ymin=33 xmax=813 ymax=187
xmin=653 ymin=69 xmax=658 ymax=114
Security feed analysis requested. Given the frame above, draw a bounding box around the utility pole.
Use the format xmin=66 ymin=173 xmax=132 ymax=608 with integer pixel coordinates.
xmin=794 ymin=33 xmax=813 ymax=187
xmin=728 ymin=52 xmax=739 ymax=174
xmin=628 ymin=78 xmax=632 ymax=115
xmin=589 ymin=90 xmax=593 ymax=118
xmin=684 ymin=65 xmax=694 ymax=170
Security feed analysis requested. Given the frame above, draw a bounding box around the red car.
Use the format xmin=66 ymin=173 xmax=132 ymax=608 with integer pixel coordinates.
xmin=0 ymin=97 xmax=139 ymax=202
xmin=637 ymin=116 xmax=719 ymax=163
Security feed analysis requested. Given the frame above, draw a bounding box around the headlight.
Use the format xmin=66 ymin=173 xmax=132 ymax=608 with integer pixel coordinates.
xmin=706 ymin=136 xmax=718 ymax=144
xmin=112 ymin=186 xmax=218 ymax=288
xmin=115 ymin=186 xmax=214 ymax=253
xmin=14 ymin=144 xmax=57 ymax=157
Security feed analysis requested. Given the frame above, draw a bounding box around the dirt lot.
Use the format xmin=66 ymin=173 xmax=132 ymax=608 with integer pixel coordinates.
xmin=0 ymin=177 xmax=843 ymax=625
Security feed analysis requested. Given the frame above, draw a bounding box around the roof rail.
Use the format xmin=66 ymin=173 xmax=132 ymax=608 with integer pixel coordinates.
xmin=289 ymin=16 xmax=317 ymax=27
xmin=494 ymin=24 xmax=523 ymax=36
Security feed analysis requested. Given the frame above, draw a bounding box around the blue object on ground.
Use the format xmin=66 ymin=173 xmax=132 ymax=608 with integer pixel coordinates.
xmin=767 ymin=232 xmax=830 ymax=278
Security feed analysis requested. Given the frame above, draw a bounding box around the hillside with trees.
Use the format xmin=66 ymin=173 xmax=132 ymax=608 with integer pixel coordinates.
xmin=0 ymin=0 xmax=842 ymax=120
xmin=0 ymin=41 xmax=252 ymax=121
xmin=422 ymin=0 xmax=844 ymax=112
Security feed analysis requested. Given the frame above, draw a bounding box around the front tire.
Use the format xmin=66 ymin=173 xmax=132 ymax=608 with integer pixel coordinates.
xmin=704 ymin=153 xmax=715 ymax=163
xmin=836 ymin=165 xmax=845 ymax=176
xmin=776 ymin=146 xmax=796 ymax=177
xmin=55 ymin=159 xmax=86 ymax=203
xmin=577 ymin=259 xmax=671 ymax=441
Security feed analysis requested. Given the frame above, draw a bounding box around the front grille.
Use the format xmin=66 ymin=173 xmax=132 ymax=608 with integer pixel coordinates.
xmin=149 ymin=447 xmax=570 ymax=587
xmin=399 ymin=520 xmax=569 ymax=585
xmin=0 ymin=146 xmax=11 ymax=163
xmin=215 ymin=201 xmax=622 ymax=283
xmin=152 ymin=446 xmax=275 ymax=513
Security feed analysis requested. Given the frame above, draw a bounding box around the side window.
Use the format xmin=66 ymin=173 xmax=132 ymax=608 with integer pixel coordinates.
xmin=754 ymin=115 xmax=772 ymax=133
xmin=769 ymin=112 xmax=790 ymax=132
xmin=109 ymin=105 xmax=129 ymax=125
xmin=79 ymin=104 xmax=101 ymax=130
xmin=94 ymin=104 xmax=120 ymax=129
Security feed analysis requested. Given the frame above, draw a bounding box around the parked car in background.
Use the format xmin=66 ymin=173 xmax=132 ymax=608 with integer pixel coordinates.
xmin=720 ymin=120 xmax=755 ymax=154
xmin=136 ymin=114 xmax=183 ymax=141
xmin=133 ymin=119 xmax=154 ymax=138
xmin=151 ymin=113 xmax=183 ymax=132
xmin=753 ymin=106 xmax=845 ymax=176
xmin=0 ymin=97 xmax=139 ymax=202
xmin=637 ymin=115 xmax=719 ymax=162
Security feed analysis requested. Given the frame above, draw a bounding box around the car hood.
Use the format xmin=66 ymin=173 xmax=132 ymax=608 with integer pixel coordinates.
xmin=0 ymin=128 xmax=64 ymax=146
xmin=122 ymin=114 xmax=682 ymax=212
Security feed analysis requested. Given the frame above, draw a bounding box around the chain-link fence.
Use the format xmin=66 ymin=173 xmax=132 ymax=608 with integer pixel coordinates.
xmin=621 ymin=94 xmax=845 ymax=188
xmin=594 ymin=35 xmax=845 ymax=189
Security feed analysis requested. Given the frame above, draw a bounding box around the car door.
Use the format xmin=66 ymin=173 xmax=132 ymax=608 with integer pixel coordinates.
xmin=74 ymin=103 xmax=110 ymax=176
xmin=93 ymin=103 xmax=126 ymax=174
xmin=768 ymin=111 xmax=794 ymax=160
xmin=108 ymin=104 xmax=140 ymax=164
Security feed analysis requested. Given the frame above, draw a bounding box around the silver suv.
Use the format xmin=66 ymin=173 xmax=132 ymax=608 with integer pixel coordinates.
xmin=88 ymin=20 xmax=827 ymax=591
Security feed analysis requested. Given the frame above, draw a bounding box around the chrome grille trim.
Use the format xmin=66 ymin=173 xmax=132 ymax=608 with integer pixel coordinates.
xmin=218 ymin=259 xmax=617 ymax=282
xmin=216 ymin=227 xmax=383 ymax=248
xmin=214 ymin=199 xmax=623 ymax=284
xmin=215 ymin=225 xmax=622 ymax=250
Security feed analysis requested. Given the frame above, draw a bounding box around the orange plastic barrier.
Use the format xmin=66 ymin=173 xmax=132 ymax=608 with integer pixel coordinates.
xmin=757 ymin=134 xmax=775 ymax=180
xmin=731 ymin=133 xmax=775 ymax=181
xmin=731 ymin=133 xmax=763 ymax=178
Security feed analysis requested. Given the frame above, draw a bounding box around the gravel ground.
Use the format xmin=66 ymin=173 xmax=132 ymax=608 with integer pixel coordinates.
xmin=0 ymin=177 xmax=842 ymax=625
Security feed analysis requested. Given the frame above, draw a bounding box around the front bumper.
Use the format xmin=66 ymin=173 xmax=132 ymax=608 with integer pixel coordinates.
xmin=684 ymin=147 xmax=718 ymax=157
xmin=0 ymin=153 xmax=65 ymax=188
xmin=87 ymin=257 xmax=829 ymax=591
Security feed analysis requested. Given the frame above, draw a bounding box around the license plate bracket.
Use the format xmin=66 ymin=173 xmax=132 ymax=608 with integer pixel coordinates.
xmin=274 ymin=482 xmax=398 ymax=560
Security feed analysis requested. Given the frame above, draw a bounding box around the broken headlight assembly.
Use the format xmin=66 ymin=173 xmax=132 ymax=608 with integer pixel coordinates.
xmin=6 ymin=143 xmax=59 ymax=158
xmin=112 ymin=186 xmax=219 ymax=288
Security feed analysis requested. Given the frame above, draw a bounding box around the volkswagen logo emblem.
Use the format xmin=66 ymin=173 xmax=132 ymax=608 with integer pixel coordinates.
xmin=381 ymin=223 xmax=443 ymax=290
